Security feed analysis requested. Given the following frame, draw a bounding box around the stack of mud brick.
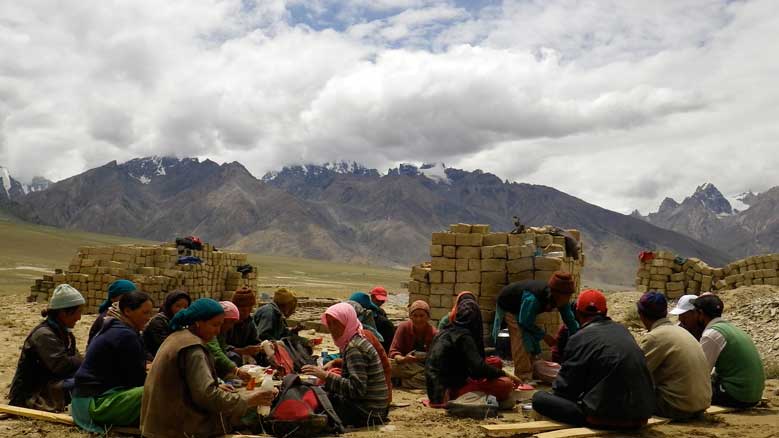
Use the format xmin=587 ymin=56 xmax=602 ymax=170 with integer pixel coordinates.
xmin=636 ymin=251 xmax=779 ymax=298
xmin=29 ymin=242 xmax=257 ymax=313
xmin=408 ymin=223 xmax=584 ymax=354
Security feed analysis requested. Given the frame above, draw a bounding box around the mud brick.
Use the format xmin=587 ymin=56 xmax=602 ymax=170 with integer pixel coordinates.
xmin=430 ymin=307 xmax=449 ymax=320
xmin=470 ymin=224 xmax=490 ymax=234
xmin=455 ymin=283 xmax=480 ymax=294
xmin=482 ymin=271 xmax=507 ymax=284
xmin=520 ymin=245 xmax=536 ymax=258
xmin=507 ymin=245 xmax=522 ymax=260
xmin=656 ymin=267 xmax=673 ymax=276
xmin=666 ymin=281 xmax=684 ymax=291
xmin=450 ymin=223 xmax=472 ymax=233
xmin=442 ymin=246 xmax=456 ymax=258
xmin=411 ymin=265 xmax=429 ymax=282
xmin=430 ymin=245 xmax=443 ymax=257
xmin=468 ymin=259 xmax=481 ymax=271
xmin=457 ymin=270 xmax=481 ymax=283
xmin=431 ymin=258 xmax=456 ymax=271
xmin=439 ymin=294 xmax=454 ymax=308
xmin=508 ymin=233 xmax=535 ymax=247
xmin=432 ymin=232 xmax=456 ymax=246
xmin=649 ymin=280 xmax=666 ymax=289
xmin=483 ymin=233 xmax=508 ymax=246
xmin=650 ymin=274 xmax=669 ymax=281
xmin=651 ymin=259 xmax=674 ymax=268
xmin=455 ymin=259 xmax=470 ymax=271
xmin=701 ymin=275 xmax=713 ymax=291
xmin=456 ymin=246 xmax=481 ymax=259
xmin=507 ymin=258 xmax=534 ymax=274
xmin=657 ymin=251 xmax=675 ymax=259
xmin=636 ymin=270 xmax=650 ymax=279
xmin=427 ymin=295 xmax=440 ymax=307
xmin=534 ymin=257 xmax=563 ymax=271
xmin=480 ymin=258 xmax=506 ymax=273
xmin=481 ymin=281 xmax=506 ymax=297
xmin=666 ymin=289 xmax=683 ymax=299
xmin=409 ymin=278 xmax=426 ymax=292
xmin=492 ymin=245 xmax=508 ymax=259
xmin=637 ymin=285 xmax=649 ymax=293
xmin=455 ymin=233 xmax=483 ymax=247
xmin=443 ymin=271 xmax=457 ymax=283
xmin=535 ymin=234 xmax=553 ymax=247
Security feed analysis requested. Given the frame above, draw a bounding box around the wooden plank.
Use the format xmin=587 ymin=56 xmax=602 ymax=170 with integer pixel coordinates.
xmin=482 ymin=420 xmax=568 ymax=436
xmin=533 ymin=418 xmax=670 ymax=438
xmin=705 ymin=405 xmax=738 ymax=415
xmin=0 ymin=404 xmax=74 ymax=425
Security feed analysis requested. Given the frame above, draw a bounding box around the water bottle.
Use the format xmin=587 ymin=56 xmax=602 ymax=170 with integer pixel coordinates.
xmin=257 ymin=369 xmax=274 ymax=416
xmin=317 ymin=350 xmax=328 ymax=367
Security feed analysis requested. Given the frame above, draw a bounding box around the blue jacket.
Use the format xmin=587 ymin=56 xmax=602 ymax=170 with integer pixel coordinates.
xmin=73 ymin=318 xmax=146 ymax=397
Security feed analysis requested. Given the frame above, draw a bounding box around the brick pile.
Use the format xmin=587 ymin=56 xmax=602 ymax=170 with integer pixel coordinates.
xmin=29 ymin=242 xmax=257 ymax=313
xmin=408 ymin=223 xmax=584 ymax=351
xmin=635 ymin=251 xmax=779 ymax=298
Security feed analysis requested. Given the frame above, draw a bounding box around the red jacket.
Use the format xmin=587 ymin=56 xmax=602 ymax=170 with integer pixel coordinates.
xmin=388 ymin=320 xmax=437 ymax=359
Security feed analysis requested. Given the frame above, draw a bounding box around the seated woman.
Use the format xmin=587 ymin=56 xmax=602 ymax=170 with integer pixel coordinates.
xmin=302 ymin=303 xmax=389 ymax=427
xmin=388 ymin=300 xmax=437 ymax=389
xmin=9 ymin=284 xmax=85 ymax=412
xmin=141 ymin=298 xmax=277 ymax=438
xmin=72 ymin=291 xmax=153 ymax=432
xmin=143 ymin=290 xmax=191 ymax=358
xmin=87 ymin=279 xmax=136 ymax=345
xmin=224 ymin=287 xmax=264 ymax=364
xmin=206 ymin=301 xmax=251 ymax=381
xmin=426 ymin=292 xmax=521 ymax=407
xmin=345 ymin=293 xmax=384 ymax=345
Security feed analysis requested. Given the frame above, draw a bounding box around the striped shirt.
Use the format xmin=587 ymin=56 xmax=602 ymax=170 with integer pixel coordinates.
xmin=325 ymin=335 xmax=388 ymax=410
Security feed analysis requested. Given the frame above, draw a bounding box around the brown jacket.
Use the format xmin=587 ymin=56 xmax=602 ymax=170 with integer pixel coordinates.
xmin=141 ymin=330 xmax=247 ymax=438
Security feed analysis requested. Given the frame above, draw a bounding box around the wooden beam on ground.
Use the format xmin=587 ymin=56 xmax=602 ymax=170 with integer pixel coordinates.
xmin=532 ymin=418 xmax=670 ymax=438
xmin=705 ymin=405 xmax=737 ymax=415
xmin=0 ymin=404 xmax=74 ymax=426
xmin=482 ymin=420 xmax=568 ymax=436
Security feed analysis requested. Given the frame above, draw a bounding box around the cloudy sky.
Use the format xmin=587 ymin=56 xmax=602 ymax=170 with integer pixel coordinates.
xmin=1 ymin=0 xmax=777 ymax=213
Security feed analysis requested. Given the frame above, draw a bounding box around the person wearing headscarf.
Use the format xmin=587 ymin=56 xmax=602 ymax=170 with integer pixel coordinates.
xmin=302 ymin=303 xmax=389 ymax=427
xmin=346 ymin=292 xmax=385 ymax=345
xmin=143 ymin=291 xmax=191 ymax=358
xmin=206 ymin=301 xmax=251 ymax=381
xmin=224 ymin=287 xmax=263 ymax=362
xmin=87 ymin=279 xmax=137 ymax=345
xmin=72 ymin=292 xmax=154 ymax=432
xmin=253 ymin=288 xmax=302 ymax=341
xmin=426 ymin=292 xmax=521 ymax=407
xmin=388 ymin=300 xmax=437 ymax=389
xmin=141 ymin=298 xmax=277 ymax=438
xmin=9 ymin=284 xmax=85 ymax=412
xmin=491 ymin=272 xmax=579 ymax=380
xmin=368 ymin=287 xmax=396 ymax=352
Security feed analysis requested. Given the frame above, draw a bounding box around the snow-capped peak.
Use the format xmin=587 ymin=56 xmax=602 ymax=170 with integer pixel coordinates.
xmin=419 ymin=163 xmax=450 ymax=184
xmin=122 ymin=156 xmax=175 ymax=184
xmin=1 ymin=166 xmax=11 ymax=194
xmin=690 ymin=182 xmax=731 ymax=215
xmin=725 ymin=191 xmax=757 ymax=214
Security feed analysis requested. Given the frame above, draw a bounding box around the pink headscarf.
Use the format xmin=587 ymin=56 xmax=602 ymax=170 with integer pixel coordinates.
xmin=322 ymin=302 xmax=364 ymax=352
xmin=219 ymin=301 xmax=240 ymax=320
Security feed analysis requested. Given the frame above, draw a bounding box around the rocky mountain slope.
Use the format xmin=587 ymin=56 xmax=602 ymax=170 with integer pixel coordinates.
xmin=11 ymin=157 xmax=732 ymax=285
xmin=638 ymin=182 xmax=779 ymax=259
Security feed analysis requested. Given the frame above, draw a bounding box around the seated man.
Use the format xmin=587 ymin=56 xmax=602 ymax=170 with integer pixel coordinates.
xmin=388 ymin=300 xmax=437 ymax=389
xmin=669 ymin=295 xmax=704 ymax=339
xmin=253 ymin=288 xmax=302 ymax=341
xmin=637 ymin=292 xmax=711 ymax=420
xmin=692 ymin=294 xmax=765 ymax=408
xmin=532 ymin=289 xmax=654 ymax=429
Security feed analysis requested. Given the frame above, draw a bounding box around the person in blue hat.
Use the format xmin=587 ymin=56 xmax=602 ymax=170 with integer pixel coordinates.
xmin=87 ymin=279 xmax=137 ymax=345
xmin=9 ymin=284 xmax=86 ymax=412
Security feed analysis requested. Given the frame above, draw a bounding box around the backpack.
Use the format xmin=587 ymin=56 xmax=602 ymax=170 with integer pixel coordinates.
xmin=262 ymin=374 xmax=345 ymax=437
xmin=267 ymin=338 xmax=315 ymax=376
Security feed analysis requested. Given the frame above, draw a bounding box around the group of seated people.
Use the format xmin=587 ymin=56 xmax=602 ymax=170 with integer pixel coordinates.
xmin=7 ymin=272 xmax=766 ymax=436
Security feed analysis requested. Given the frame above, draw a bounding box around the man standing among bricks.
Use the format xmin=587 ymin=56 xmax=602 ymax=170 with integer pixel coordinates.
xmin=491 ymin=272 xmax=579 ymax=379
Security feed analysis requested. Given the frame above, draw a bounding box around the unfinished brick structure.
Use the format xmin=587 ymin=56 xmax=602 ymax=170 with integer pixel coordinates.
xmin=408 ymin=223 xmax=584 ymax=354
xmin=29 ymin=242 xmax=257 ymax=313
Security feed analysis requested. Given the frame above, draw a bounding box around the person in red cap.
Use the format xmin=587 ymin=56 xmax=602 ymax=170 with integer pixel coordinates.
xmin=491 ymin=272 xmax=580 ymax=379
xmin=369 ymin=286 xmax=396 ymax=352
xmin=531 ymin=289 xmax=655 ymax=429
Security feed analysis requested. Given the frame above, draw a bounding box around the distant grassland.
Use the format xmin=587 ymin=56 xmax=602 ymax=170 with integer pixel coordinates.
xmin=0 ymin=217 xmax=409 ymax=299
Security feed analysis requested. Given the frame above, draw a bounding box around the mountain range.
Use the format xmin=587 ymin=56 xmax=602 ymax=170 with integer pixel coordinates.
xmin=0 ymin=157 xmax=748 ymax=286
xmin=634 ymin=183 xmax=779 ymax=259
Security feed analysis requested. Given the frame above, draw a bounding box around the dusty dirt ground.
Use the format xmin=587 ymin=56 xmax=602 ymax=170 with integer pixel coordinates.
xmin=1 ymin=289 xmax=778 ymax=438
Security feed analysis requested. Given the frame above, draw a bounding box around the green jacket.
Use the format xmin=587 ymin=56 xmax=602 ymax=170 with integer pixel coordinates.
xmin=205 ymin=334 xmax=236 ymax=379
